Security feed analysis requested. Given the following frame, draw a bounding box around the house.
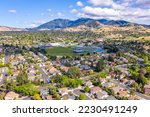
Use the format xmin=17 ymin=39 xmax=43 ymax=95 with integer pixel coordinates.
xmin=90 ymin=87 xmax=102 ymax=94
xmin=79 ymin=65 xmax=90 ymax=70
xmin=62 ymin=94 xmax=76 ymax=100
xmin=84 ymin=81 xmax=93 ymax=88
xmin=4 ymin=91 xmax=19 ymax=100
xmin=59 ymin=88 xmax=68 ymax=96
xmin=120 ymin=78 xmax=129 ymax=85
xmin=127 ymin=80 xmax=135 ymax=86
xmin=110 ymin=86 xmax=121 ymax=94
xmin=128 ymin=95 xmax=144 ymax=100
xmin=28 ymin=73 xmax=35 ymax=81
xmin=118 ymin=90 xmax=130 ymax=98
xmin=100 ymin=78 xmax=107 ymax=84
xmin=59 ymin=66 xmax=69 ymax=72
xmin=102 ymin=82 xmax=114 ymax=88
xmin=119 ymin=74 xmax=126 ymax=79
xmin=47 ymin=66 xmax=60 ymax=75
xmin=143 ymin=84 xmax=150 ymax=94
xmin=95 ymin=91 xmax=108 ymax=100
xmin=45 ymin=95 xmax=53 ymax=100
xmin=11 ymin=70 xmax=20 ymax=79
xmin=39 ymin=87 xmax=49 ymax=99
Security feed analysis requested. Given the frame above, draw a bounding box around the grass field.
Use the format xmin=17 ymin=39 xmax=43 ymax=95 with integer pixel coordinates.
xmin=45 ymin=47 xmax=77 ymax=56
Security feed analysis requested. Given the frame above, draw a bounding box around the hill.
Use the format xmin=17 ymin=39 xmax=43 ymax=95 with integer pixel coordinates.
xmin=0 ymin=26 xmax=24 ymax=32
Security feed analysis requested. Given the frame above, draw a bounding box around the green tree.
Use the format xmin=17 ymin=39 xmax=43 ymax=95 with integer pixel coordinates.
xmin=98 ymin=71 xmax=107 ymax=78
xmin=139 ymin=75 xmax=148 ymax=85
xmin=3 ymin=78 xmax=8 ymax=89
xmin=15 ymin=84 xmax=39 ymax=96
xmin=8 ymin=79 xmax=16 ymax=91
xmin=49 ymin=86 xmax=57 ymax=95
xmin=79 ymin=94 xmax=86 ymax=100
xmin=0 ymin=92 xmax=5 ymax=100
xmin=16 ymin=70 xmax=29 ymax=85
xmin=96 ymin=59 xmax=105 ymax=72
xmin=84 ymin=86 xmax=90 ymax=93
xmin=130 ymin=89 xmax=135 ymax=95
xmin=68 ymin=66 xmax=82 ymax=78
xmin=53 ymin=93 xmax=61 ymax=100
xmin=33 ymin=94 xmax=42 ymax=100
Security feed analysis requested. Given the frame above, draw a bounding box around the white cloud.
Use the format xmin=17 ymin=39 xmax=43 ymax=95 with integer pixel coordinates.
xmin=47 ymin=9 xmax=52 ymax=12
xmin=88 ymin=0 xmax=113 ymax=6
xmin=29 ymin=24 xmax=37 ymax=28
xmin=135 ymin=0 xmax=150 ymax=8
xmin=77 ymin=1 xmax=84 ymax=7
xmin=82 ymin=6 xmax=119 ymax=18
xmin=70 ymin=9 xmax=78 ymax=14
xmin=70 ymin=0 xmax=149 ymax=24
xmin=75 ymin=5 xmax=150 ymax=23
xmin=136 ymin=0 xmax=149 ymax=4
xmin=57 ymin=12 xmax=64 ymax=17
xmin=112 ymin=3 xmax=125 ymax=10
xmin=9 ymin=9 xmax=17 ymax=13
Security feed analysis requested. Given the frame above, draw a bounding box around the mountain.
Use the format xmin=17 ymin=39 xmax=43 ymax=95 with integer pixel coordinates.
xmin=34 ymin=19 xmax=72 ymax=30
xmin=0 ymin=26 xmax=24 ymax=32
xmin=33 ymin=18 xmax=94 ymax=30
xmin=103 ymin=20 xmax=130 ymax=26
xmin=33 ymin=18 xmax=149 ymax=31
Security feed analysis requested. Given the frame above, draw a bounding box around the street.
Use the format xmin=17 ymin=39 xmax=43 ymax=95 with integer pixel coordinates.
xmin=110 ymin=79 xmax=150 ymax=100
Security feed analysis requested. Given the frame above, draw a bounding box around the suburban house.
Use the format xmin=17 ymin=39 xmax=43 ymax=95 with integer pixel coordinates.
xmin=84 ymin=81 xmax=93 ymax=88
xmin=95 ymin=91 xmax=108 ymax=100
xmin=59 ymin=88 xmax=68 ymax=96
xmin=117 ymin=90 xmax=130 ymax=98
xmin=39 ymin=87 xmax=49 ymax=99
xmin=110 ymin=86 xmax=121 ymax=94
xmin=4 ymin=91 xmax=19 ymax=100
xmin=90 ymin=87 xmax=102 ymax=94
xmin=143 ymin=84 xmax=150 ymax=94
xmin=62 ymin=94 xmax=76 ymax=100
xmin=45 ymin=95 xmax=53 ymax=100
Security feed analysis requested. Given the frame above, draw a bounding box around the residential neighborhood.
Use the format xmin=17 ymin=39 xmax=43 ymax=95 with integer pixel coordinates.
xmin=0 ymin=38 xmax=150 ymax=100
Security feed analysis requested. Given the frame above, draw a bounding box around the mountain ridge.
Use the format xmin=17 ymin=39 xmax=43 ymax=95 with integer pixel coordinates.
xmin=33 ymin=18 xmax=150 ymax=31
xmin=0 ymin=18 xmax=150 ymax=32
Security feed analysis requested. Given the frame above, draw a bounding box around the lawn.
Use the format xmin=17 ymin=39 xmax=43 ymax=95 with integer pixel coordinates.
xmin=45 ymin=46 xmax=77 ymax=56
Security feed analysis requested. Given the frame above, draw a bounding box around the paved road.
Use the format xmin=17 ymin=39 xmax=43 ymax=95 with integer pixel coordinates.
xmin=110 ymin=79 xmax=150 ymax=100
xmin=4 ymin=49 xmax=8 ymax=65
xmin=73 ymin=89 xmax=92 ymax=100
xmin=38 ymin=67 xmax=50 ymax=84
xmin=0 ymin=49 xmax=8 ymax=86
xmin=80 ymin=73 xmax=150 ymax=100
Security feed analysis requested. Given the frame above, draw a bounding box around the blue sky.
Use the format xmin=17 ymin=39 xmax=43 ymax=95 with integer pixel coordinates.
xmin=0 ymin=0 xmax=149 ymax=28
